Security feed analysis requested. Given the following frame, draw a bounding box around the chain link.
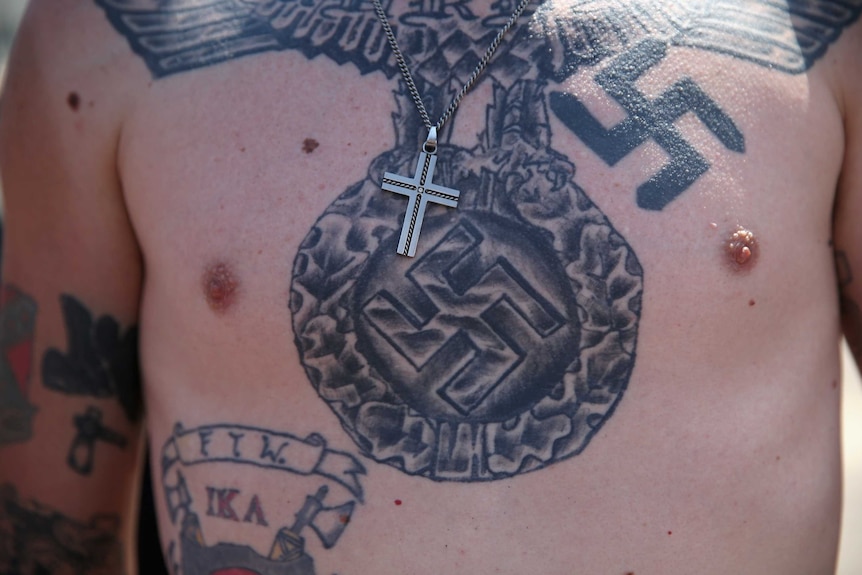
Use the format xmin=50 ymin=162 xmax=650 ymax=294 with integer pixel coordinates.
xmin=371 ymin=0 xmax=533 ymax=135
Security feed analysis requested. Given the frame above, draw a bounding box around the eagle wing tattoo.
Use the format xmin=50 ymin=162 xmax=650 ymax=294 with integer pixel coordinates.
xmin=96 ymin=0 xmax=862 ymax=81
xmin=534 ymin=0 xmax=862 ymax=79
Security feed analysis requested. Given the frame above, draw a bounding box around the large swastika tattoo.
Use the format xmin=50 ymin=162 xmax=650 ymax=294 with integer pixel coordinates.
xmin=291 ymin=79 xmax=643 ymax=481
xmin=550 ymin=39 xmax=745 ymax=210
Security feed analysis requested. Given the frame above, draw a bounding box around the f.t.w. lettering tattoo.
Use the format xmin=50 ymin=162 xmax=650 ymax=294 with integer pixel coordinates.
xmin=0 ymin=483 xmax=124 ymax=574
xmin=0 ymin=285 xmax=38 ymax=445
xmin=162 ymin=422 xmax=364 ymax=575
xmin=97 ymin=0 xmax=861 ymax=482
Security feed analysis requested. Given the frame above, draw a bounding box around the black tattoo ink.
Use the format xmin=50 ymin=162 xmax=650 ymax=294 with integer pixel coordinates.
xmin=532 ymin=1 xmax=862 ymax=79
xmin=96 ymin=0 xmax=862 ymax=485
xmin=0 ymin=483 xmax=124 ymax=574
xmin=550 ymin=39 xmax=745 ymax=210
xmin=94 ymin=0 xmax=400 ymax=80
xmin=243 ymin=495 xmax=269 ymax=526
xmin=67 ymin=405 xmax=128 ymax=475
xmin=164 ymin=424 xmax=365 ymax=502
xmin=95 ymin=1 xmax=862 ymax=80
xmin=0 ymin=285 xmax=38 ymax=445
xmin=293 ymin=77 xmax=643 ymax=481
xmin=42 ymin=294 xmax=141 ymax=422
xmin=180 ymin=487 xmax=352 ymax=575
xmin=198 ymin=429 xmax=213 ymax=457
xmin=162 ymin=423 xmax=363 ymax=575
xmin=228 ymin=431 xmax=244 ymax=457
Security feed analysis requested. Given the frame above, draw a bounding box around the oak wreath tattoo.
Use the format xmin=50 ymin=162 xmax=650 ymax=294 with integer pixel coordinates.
xmin=95 ymin=0 xmax=862 ymax=481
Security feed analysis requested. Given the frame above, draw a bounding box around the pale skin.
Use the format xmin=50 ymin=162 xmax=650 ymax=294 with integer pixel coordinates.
xmin=0 ymin=1 xmax=861 ymax=574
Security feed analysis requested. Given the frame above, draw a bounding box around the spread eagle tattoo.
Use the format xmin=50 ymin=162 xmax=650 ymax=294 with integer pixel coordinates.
xmin=95 ymin=0 xmax=858 ymax=484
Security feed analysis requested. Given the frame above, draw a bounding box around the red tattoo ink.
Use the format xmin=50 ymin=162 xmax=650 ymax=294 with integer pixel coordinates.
xmin=202 ymin=263 xmax=239 ymax=313
xmin=66 ymin=92 xmax=80 ymax=111
xmin=302 ymin=138 xmax=320 ymax=154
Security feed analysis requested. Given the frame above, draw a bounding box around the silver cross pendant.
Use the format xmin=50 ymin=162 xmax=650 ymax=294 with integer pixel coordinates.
xmin=381 ymin=128 xmax=460 ymax=257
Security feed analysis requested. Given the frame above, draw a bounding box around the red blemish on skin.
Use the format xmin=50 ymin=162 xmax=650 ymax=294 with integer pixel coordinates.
xmin=749 ymin=299 xmax=756 ymax=306
xmin=726 ymin=226 xmax=758 ymax=270
xmin=394 ymin=499 xmax=402 ymax=506
xmin=776 ymin=456 xmax=781 ymax=461
xmin=667 ymin=531 xmax=672 ymax=536
xmin=302 ymin=138 xmax=320 ymax=154
xmin=202 ymin=263 xmax=239 ymax=313
xmin=832 ymin=380 xmax=838 ymax=390
xmin=66 ymin=92 xmax=80 ymax=111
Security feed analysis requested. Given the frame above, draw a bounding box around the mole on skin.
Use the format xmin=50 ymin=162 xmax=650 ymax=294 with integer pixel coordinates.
xmin=202 ymin=263 xmax=238 ymax=313
xmin=725 ymin=226 xmax=758 ymax=270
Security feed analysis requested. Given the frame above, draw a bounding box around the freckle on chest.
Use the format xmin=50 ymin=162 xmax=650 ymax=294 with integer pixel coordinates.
xmin=202 ymin=263 xmax=239 ymax=313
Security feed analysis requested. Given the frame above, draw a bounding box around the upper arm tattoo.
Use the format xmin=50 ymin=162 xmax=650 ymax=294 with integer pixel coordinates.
xmin=0 ymin=286 xmax=38 ymax=445
xmin=0 ymin=483 xmax=124 ymax=574
xmin=41 ymin=295 xmax=139 ymax=475
xmin=42 ymin=294 xmax=141 ymax=423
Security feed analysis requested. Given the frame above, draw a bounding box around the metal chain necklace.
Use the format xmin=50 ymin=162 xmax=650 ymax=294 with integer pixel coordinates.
xmin=371 ymin=0 xmax=533 ymax=257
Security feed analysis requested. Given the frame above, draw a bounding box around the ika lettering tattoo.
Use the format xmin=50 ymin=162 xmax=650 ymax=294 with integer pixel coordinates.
xmin=0 ymin=285 xmax=38 ymax=445
xmin=42 ymin=294 xmax=141 ymax=422
xmin=0 ymin=483 xmax=124 ymax=574
xmin=96 ymin=0 xmax=861 ymax=483
xmin=161 ymin=422 xmax=364 ymax=575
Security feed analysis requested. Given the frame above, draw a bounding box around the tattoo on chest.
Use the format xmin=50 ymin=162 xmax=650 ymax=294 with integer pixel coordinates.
xmin=97 ymin=0 xmax=860 ymax=481
xmin=549 ymin=38 xmax=745 ymax=210
xmin=161 ymin=422 xmax=365 ymax=575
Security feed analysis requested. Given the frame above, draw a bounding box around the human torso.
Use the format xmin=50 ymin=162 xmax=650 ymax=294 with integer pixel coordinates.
xmin=101 ymin=1 xmax=858 ymax=572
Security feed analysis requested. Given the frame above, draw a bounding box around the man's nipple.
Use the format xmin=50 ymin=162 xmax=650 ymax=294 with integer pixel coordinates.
xmin=725 ymin=226 xmax=758 ymax=271
xmin=202 ymin=262 xmax=239 ymax=313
